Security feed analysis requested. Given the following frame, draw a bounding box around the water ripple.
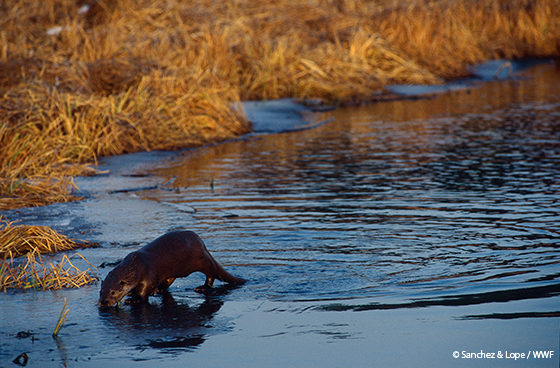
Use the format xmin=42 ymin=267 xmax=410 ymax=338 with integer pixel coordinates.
xmin=146 ymin=68 xmax=560 ymax=306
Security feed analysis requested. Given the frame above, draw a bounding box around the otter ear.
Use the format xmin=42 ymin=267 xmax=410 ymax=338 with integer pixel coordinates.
xmin=120 ymin=280 xmax=126 ymax=286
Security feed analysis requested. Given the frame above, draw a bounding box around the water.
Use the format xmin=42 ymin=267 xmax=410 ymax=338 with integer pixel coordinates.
xmin=1 ymin=61 xmax=559 ymax=367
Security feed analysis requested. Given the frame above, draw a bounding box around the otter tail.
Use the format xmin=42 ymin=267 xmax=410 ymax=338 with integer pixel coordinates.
xmin=215 ymin=261 xmax=246 ymax=284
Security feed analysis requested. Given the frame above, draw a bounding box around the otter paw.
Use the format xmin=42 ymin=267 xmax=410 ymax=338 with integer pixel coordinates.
xmin=124 ymin=297 xmax=141 ymax=304
xmin=194 ymin=285 xmax=214 ymax=294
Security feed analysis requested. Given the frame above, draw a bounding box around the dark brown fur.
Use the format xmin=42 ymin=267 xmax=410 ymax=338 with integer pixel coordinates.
xmin=99 ymin=231 xmax=245 ymax=307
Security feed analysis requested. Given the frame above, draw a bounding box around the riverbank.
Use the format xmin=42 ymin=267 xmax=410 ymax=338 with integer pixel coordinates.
xmin=1 ymin=0 xmax=559 ymax=209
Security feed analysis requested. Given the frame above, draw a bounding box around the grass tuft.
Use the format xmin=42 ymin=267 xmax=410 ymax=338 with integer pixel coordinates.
xmin=0 ymin=216 xmax=90 ymax=258
xmin=0 ymin=216 xmax=98 ymax=291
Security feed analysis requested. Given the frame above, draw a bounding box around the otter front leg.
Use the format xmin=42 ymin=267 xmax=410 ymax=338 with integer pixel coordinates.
xmin=156 ymin=278 xmax=175 ymax=293
xmin=133 ymin=280 xmax=156 ymax=301
xmin=194 ymin=275 xmax=215 ymax=294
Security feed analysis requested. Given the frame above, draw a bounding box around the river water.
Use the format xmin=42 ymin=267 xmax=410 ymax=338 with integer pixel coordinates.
xmin=1 ymin=61 xmax=559 ymax=367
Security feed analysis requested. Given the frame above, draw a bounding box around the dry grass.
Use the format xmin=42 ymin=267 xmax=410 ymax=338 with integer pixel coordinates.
xmin=0 ymin=0 xmax=559 ymax=209
xmin=0 ymin=251 xmax=99 ymax=291
xmin=373 ymin=0 xmax=560 ymax=79
xmin=0 ymin=216 xmax=98 ymax=291
xmin=0 ymin=216 xmax=90 ymax=258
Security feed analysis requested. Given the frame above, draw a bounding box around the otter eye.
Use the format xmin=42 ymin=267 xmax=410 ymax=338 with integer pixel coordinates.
xmin=110 ymin=291 xmax=115 ymax=296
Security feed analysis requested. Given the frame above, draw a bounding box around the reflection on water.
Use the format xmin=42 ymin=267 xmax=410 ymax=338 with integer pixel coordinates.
xmin=150 ymin=62 xmax=560 ymax=309
xmin=99 ymin=289 xmax=234 ymax=352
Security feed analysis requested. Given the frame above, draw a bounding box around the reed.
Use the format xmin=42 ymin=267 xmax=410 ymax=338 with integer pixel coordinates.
xmin=53 ymin=298 xmax=70 ymax=338
xmin=0 ymin=0 xmax=558 ymax=209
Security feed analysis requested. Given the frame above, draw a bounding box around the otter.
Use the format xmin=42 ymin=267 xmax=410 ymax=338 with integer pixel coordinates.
xmin=99 ymin=231 xmax=245 ymax=307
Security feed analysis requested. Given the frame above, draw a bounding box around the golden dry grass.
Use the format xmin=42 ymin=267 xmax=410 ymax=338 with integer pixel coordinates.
xmin=0 ymin=0 xmax=559 ymax=209
xmin=373 ymin=0 xmax=560 ymax=79
xmin=0 ymin=216 xmax=98 ymax=291
xmin=0 ymin=216 xmax=91 ymax=258
xmin=0 ymin=251 xmax=99 ymax=291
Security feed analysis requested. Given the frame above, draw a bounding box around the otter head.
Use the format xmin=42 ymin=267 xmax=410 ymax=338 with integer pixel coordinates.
xmin=98 ymin=255 xmax=139 ymax=307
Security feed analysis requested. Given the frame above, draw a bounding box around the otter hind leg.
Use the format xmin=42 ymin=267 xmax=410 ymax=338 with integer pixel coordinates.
xmin=192 ymin=255 xmax=220 ymax=293
xmin=194 ymin=274 xmax=215 ymax=294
